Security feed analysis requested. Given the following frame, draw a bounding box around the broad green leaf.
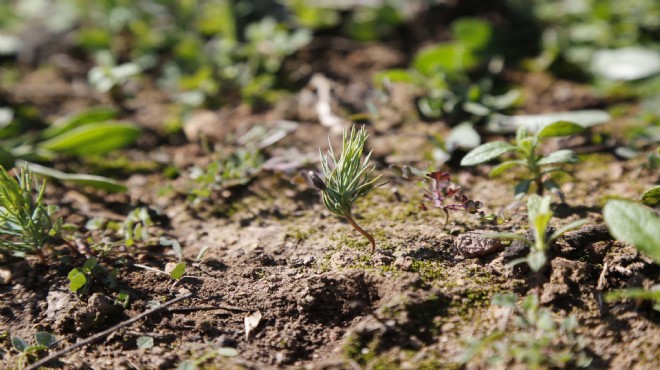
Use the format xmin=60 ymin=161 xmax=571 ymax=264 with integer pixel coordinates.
xmin=39 ymin=122 xmax=140 ymax=156
xmin=446 ymin=122 xmax=480 ymax=150
xmin=34 ymin=332 xmax=57 ymax=347
xmin=11 ymin=337 xmax=28 ymax=352
xmin=641 ymin=186 xmax=660 ymax=206
xmin=23 ymin=162 xmax=127 ymax=193
xmin=451 ymin=18 xmax=492 ymax=50
xmin=137 ymin=336 xmax=154 ymax=349
xmin=41 ymin=107 xmax=118 ymax=140
xmin=170 ymin=262 xmax=186 ymax=280
xmin=537 ymin=150 xmax=578 ymax=165
xmin=413 ymin=42 xmax=475 ymax=75
xmin=68 ymin=269 xmax=87 ymax=292
xmin=489 ymin=160 xmax=522 ymax=178
xmin=83 ymin=257 xmax=98 ymax=272
xmin=537 ymin=121 xmax=586 ymax=138
xmin=487 ymin=110 xmax=610 ymax=133
xmin=603 ymin=200 xmax=660 ymax=263
xmin=460 ymin=141 xmax=517 ymax=166
xmin=591 ymin=47 xmax=660 ymax=81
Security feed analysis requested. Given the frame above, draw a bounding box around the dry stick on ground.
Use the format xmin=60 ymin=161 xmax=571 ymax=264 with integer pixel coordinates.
xmin=25 ymin=293 xmax=192 ymax=370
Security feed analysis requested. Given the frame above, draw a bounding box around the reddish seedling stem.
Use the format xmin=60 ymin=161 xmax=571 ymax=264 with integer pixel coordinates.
xmin=345 ymin=212 xmax=376 ymax=252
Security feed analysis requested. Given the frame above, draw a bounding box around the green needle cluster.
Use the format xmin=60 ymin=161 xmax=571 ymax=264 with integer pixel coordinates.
xmin=311 ymin=125 xmax=381 ymax=251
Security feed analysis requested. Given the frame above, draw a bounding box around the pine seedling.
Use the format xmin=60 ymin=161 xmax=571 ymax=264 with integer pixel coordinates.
xmin=310 ymin=126 xmax=382 ymax=252
xmin=0 ymin=165 xmax=62 ymax=258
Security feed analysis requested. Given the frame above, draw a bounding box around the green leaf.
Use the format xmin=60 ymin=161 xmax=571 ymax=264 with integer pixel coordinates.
xmin=170 ymin=262 xmax=186 ymax=280
xmin=39 ymin=122 xmax=141 ymax=156
xmin=603 ymin=200 xmax=660 ymax=263
xmin=641 ymin=186 xmax=660 ymax=206
xmin=83 ymin=257 xmax=98 ymax=272
xmin=549 ymin=219 xmax=589 ymax=243
xmin=23 ymin=161 xmax=127 ymax=192
xmin=460 ymin=141 xmax=517 ymax=166
xmin=373 ymin=69 xmax=416 ymax=87
xmin=177 ymin=360 xmax=197 ymax=370
xmin=489 ymin=160 xmax=523 ymax=178
xmin=41 ymin=107 xmax=118 ymax=140
xmin=11 ymin=336 xmax=28 ymax=352
xmin=137 ymin=336 xmax=154 ymax=349
xmin=34 ymin=332 xmax=57 ymax=347
xmin=487 ymin=110 xmax=610 ymax=134
xmin=605 ymin=286 xmax=660 ymax=303
xmin=527 ymin=250 xmax=547 ymax=272
xmin=451 ymin=18 xmax=492 ymax=50
xmin=68 ymin=269 xmax=87 ymax=293
xmin=413 ymin=42 xmax=475 ymax=75
xmin=537 ymin=121 xmax=586 ymax=138
xmin=492 ymin=293 xmax=518 ymax=308
xmin=514 ymin=179 xmax=532 ymax=198
xmin=537 ymin=150 xmax=579 ymax=165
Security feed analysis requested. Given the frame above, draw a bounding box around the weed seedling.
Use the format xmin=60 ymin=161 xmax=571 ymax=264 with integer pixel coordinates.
xmin=311 ymin=125 xmax=382 ymax=252
xmin=461 ymin=121 xmax=585 ymax=199
xmin=11 ymin=331 xmax=57 ymax=369
xmin=419 ymin=170 xmax=485 ymax=227
xmin=0 ymin=166 xmax=62 ymax=258
xmin=68 ymin=257 xmax=118 ymax=294
xmin=485 ymin=195 xmax=587 ymax=272
xmin=603 ymin=199 xmax=660 ymax=310
xmin=460 ymin=293 xmax=591 ymax=369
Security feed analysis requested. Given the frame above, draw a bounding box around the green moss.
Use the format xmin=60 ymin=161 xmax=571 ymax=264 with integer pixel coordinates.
xmin=285 ymin=226 xmax=315 ymax=242
xmin=409 ymin=259 xmax=446 ymax=282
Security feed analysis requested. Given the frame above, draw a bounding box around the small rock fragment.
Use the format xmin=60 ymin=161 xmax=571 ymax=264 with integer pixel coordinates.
xmin=454 ymin=231 xmax=503 ymax=258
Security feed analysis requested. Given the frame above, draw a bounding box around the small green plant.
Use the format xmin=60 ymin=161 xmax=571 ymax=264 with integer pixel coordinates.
xmin=310 ymin=125 xmax=381 ymax=252
xmin=11 ymin=331 xmax=57 ymax=369
xmin=461 ymin=121 xmax=585 ymax=199
xmin=486 ymin=195 xmax=587 ymax=271
xmin=460 ymin=293 xmax=591 ymax=369
xmin=0 ymin=166 xmax=62 ymax=258
xmin=603 ymin=199 xmax=660 ymax=310
xmin=68 ymin=257 xmax=118 ymax=294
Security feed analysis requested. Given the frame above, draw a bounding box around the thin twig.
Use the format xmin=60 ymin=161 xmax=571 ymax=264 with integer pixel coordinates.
xmin=25 ymin=293 xmax=192 ymax=370
xmin=167 ymin=304 xmax=250 ymax=313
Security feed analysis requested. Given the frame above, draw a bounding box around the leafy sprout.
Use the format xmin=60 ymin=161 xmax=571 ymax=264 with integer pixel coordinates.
xmin=310 ymin=125 xmax=381 ymax=252
xmin=484 ymin=195 xmax=588 ymax=272
xmin=461 ymin=121 xmax=586 ymax=199
xmin=0 ymin=165 xmax=62 ymax=258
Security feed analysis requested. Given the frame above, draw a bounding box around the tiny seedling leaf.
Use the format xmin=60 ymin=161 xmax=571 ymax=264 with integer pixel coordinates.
xmin=170 ymin=262 xmax=186 ymax=280
xmin=137 ymin=336 xmax=154 ymax=349
xmin=11 ymin=336 xmax=28 ymax=352
xmin=514 ymin=179 xmax=532 ymax=198
xmin=603 ymin=200 xmax=660 ymax=263
xmin=489 ymin=160 xmax=522 ymax=178
xmin=217 ymin=347 xmax=239 ymax=357
xmin=460 ymin=141 xmax=517 ymax=166
xmin=39 ymin=122 xmax=141 ymax=156
xmin=550 ymin=219 xmax=589 ymax=243
xmin=527 ymin=250 xmax=547 ymax=272
xmin=492 ymin=293 xmax=518 ymax=308
xmin=34 ymin=332 xmax=57 ymax=347
xmin=160 ymin=237 xmax=183 ymax=261
xmin=641 ymin=186 xmax=660 ymax=206
xmin=176 ymin=360 xmax=197 ymax=370
xmin=536 ymin=121 xmax=585 ymax=138
xmin=68 ymin=269 xmax=87 ymax=292
xmin=537 ymin=150 xmax=578 ymax=165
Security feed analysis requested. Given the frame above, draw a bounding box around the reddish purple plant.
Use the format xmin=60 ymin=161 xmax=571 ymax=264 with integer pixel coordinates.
xmin=420 ymin=171 xmax=484 ymax=227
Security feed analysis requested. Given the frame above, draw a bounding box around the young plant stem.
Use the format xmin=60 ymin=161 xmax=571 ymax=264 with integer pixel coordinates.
xmin=345 ymin=212 xmax=376 ymax=252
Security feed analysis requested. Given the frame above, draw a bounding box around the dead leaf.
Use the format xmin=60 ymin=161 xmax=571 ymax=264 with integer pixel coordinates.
xmin=244 ymin=310 xmax=262 ymax=340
